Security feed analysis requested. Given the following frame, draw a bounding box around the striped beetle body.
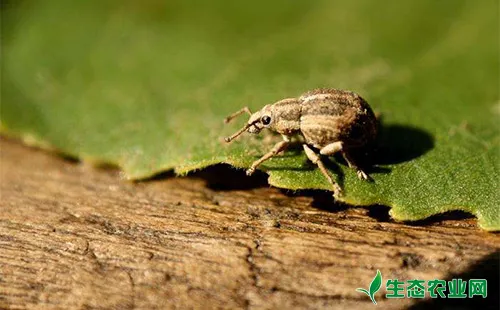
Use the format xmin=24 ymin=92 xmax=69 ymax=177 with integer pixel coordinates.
xmin=224 ymin=88 xmax=377 ymax=197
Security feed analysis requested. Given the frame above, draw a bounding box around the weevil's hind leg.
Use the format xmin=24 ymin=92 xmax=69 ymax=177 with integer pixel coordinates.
xmin=303 ymin=144 xmax=342 ymax=198
xmin=319 ymin=141 xmax=343 ymax=156
xmin=224 ymin=107 xmax=252 ymax=123
xmin=246 ymin=136 xmax=290 ymax=176
xmin=319 ymin=141 xmax=371 ymax=181
xmin=342 ymin=150 xmax=372 ymax=181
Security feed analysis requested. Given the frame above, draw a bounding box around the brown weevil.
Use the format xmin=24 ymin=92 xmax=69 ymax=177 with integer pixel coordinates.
xmin=224 ymin=88 xmax=378 ymax=197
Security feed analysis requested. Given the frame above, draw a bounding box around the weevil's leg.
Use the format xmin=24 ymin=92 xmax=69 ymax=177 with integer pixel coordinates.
xmin=342 ymin=150 xmax=371 ymax=181
xmin=303 ymin=144 xmax=342 ymax=197
xmin=319 ymin=141 xmax=343 ymax=156
xmin=320 ymin=141 xmax=371 ymax=181
xmin=246 ymin=136 xmax=290 ymax=176
xmin=224 ymin=107 xmax=252 ymax=123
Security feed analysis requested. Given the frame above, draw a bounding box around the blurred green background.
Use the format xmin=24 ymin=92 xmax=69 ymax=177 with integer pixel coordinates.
xmin=1 ymin=0 xmax=498 ymax=229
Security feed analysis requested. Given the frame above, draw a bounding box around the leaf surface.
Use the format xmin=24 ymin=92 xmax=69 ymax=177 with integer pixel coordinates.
xmin=2 ymin=0 xmax=498 ymax=229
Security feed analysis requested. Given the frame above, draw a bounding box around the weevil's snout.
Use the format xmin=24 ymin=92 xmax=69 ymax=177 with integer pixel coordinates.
xmin=246 ymin=112 xmax=264 ymax=134
xmin=247 ymin=123 xmax=262 ymax=134
xmin=224 ymin=112 xmax=262 ymax=143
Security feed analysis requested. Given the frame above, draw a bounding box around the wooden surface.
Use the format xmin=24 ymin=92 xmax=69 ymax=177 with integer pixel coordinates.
xmin=0 ymin=137 xmax=499 ymax=310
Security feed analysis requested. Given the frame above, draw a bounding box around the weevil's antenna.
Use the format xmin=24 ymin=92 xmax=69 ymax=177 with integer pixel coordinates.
xmin=224 ymin=107 xmax=255 ymax=142
xmin=224 ymin=107 xmax=252 ymax=124
xmin=224 ymin=123 xmax=252 ymax=142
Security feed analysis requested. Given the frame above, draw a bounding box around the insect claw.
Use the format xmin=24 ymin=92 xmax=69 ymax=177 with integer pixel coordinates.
xmin=357 ymin=170 xmax=372 ymax=181
xmin=246 ymin=168 xmax=255 ymax=176
xmin=332 ymin=184 xmax=343 ymax=198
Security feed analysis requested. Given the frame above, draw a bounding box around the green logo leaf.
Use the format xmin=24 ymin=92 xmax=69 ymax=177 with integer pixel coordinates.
xmin=356 ymin=270 xmax=382 ymax=305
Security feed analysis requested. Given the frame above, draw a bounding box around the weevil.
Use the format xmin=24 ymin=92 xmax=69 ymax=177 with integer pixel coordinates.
xmin=223 ymin=88 xmax=378 ymax=197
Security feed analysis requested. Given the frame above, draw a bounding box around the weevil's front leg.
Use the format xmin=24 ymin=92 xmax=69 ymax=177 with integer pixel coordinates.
xmin=224 ymin=107 xmax=252 ymax=123
xmin=247 ymin=136 xmax=290 ymax=176
xmin=303 ymin=144 xmax=342 ymax=197
xmin=319 ymin=141 xmax=371 ymax=181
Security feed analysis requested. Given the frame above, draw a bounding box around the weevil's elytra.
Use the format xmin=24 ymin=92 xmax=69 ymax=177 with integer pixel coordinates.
xmin=223 ymin=88 xmax=378 ymax=197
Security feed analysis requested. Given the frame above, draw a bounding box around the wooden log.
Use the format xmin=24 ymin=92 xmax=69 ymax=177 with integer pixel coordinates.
xmin=0 ymin=138 xmax=498 ymax=309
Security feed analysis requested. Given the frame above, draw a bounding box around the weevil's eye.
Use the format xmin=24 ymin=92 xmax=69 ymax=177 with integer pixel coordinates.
xmin=261 ymin=115 xmax=272 ymax=126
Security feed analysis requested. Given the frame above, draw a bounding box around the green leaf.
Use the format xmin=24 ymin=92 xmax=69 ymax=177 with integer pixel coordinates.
xmin=355 ymin=288 xmax=370 ymax=299
xmin=369 ymin=270 xmax=382 ymax=304
xmin=356 ymin=270 xmax=382 ymax=304
xmin=356 ymin=288 xmax=370 ymax=295
xmin=1 ymin=0 xmax=499 ymax=230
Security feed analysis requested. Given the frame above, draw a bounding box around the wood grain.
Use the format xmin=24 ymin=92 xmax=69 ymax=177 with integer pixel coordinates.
xmin=0 ymin=138 xmax=498 ymax=310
